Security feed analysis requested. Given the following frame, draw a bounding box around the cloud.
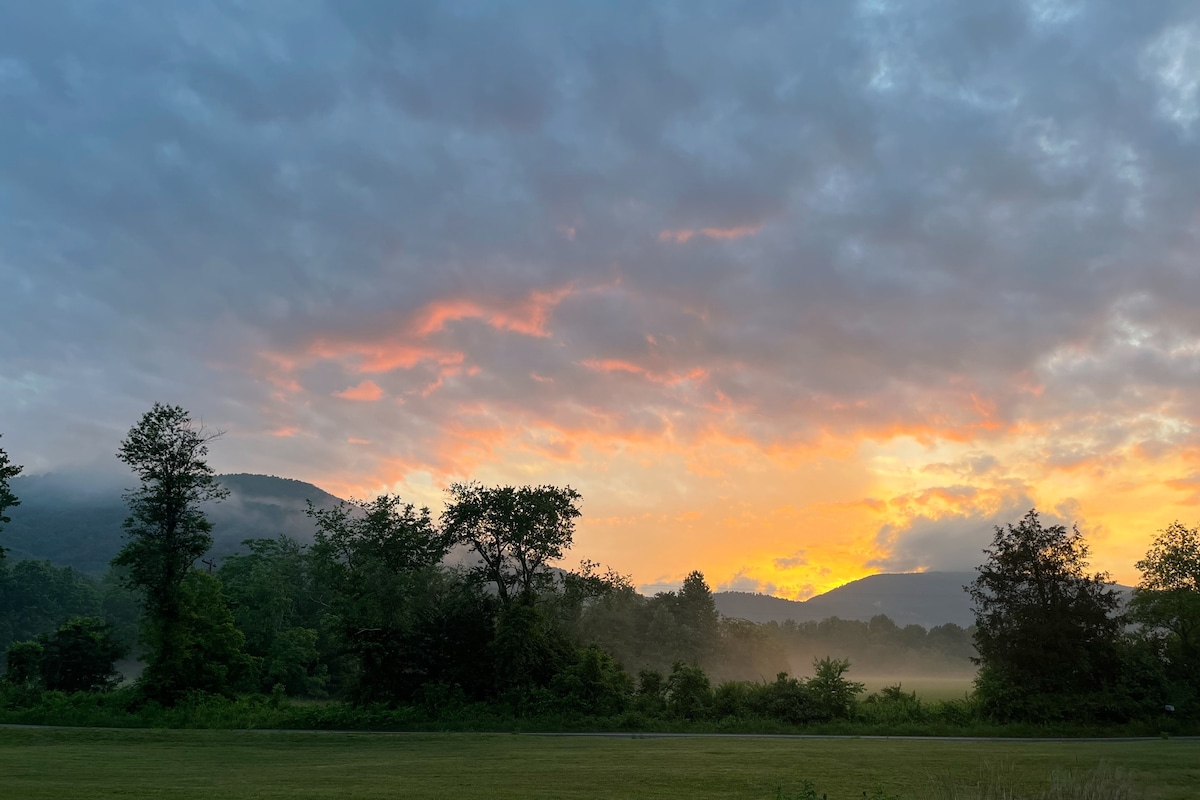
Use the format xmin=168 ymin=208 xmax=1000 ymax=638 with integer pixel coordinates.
xmin=773 ymin=549 xmax=809 ymax=570
xmin=1 ymin=1 xmax=1199 ymax=587
xmin=718 ymin=569 xmax=778 ymax=597
xmin=334 ymin=381 xmax=384 ymax=402
xmin=869 ymin=490 xmax=1088 ymax=573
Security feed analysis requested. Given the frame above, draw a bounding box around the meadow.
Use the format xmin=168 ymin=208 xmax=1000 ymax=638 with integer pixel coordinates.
xmin=0 ymin=727 xmax=1195 ymax=800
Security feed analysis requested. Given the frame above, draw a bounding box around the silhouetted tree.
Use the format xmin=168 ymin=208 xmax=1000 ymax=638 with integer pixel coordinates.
xmin=1130 ymin=521 xmax=1200 ymax=695
xmin=442 ymin=482 xmax=581 ymax=606
xmin=968 ymin=509 xmax=1123 ymax=721
xmin=0 ymin=433 xmax=22 ymax=560
xmin=112 ymin=403 xmax=229 ymax=701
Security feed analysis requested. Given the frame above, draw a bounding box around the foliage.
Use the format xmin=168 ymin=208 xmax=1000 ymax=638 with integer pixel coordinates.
xmin=550 ymin=645 xmax=633 ymax=716
xmin=0 ymin=433 xmax=22 ymax=557
xmin=262 ymin=626 xmax=326 ymax=698
xmin=3 ymin=640 xmax=42 ymax=687
xmin=307 ymin=496 xmax=488 ymax=704
xmin=1130 ymin=521 xmax=1200 ymax=696
xmin=968 ymin=509 xmax=1125 ymax=721
xmin=37 ymin=616 xmax=125 ymax=693
xmin=140 ymin=571 xmax=251 ymax=698
xmin=666 ymin=661 xmax=712 ymax=719
xmin=112 ymin=403 xmax=229 ymax=702
xmin=442 ymin=482 xmax=581 ymax=605
xmin=808 ymin=656 xmax=864 ymax=719
xmin=218 ymin=536 xmax=330 ymax=695
xmin=0 ymin=559 xmax=104 ymax=657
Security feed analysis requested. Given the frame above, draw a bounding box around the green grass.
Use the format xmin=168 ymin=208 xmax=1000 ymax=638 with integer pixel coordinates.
xmin=0 ymin=728 xmax=1195 ymax=799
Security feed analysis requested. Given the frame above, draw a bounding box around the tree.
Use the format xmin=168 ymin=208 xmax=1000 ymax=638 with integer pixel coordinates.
xmin=967 ymin=509 xmax=1124 ymax=721
xmin=3 ymin=640 xmax=42 ymax=687
xmin=442 ymin=483 xmax=582 ymax=606
xmin=0 ymin=433 xmax=22 ymax=560
xmin=0 ymin=560 xmax=103 ymax=654
xmin=219 ymin=536 xmax=330 ymax=695
xmin=164 ymin=571 xmax=251 ymax=696
xmin=674 ymin=570 xmax=720 ymax=665
xmin=307 ymin=495 xmax=471 ymax=703
xmin=111 ymin=403 xmax=229 ymax=700
xmin=38 ymin=616 xmax=126 ymax=693
xmin=1130 ymin=522 xmax=1200 ymax=694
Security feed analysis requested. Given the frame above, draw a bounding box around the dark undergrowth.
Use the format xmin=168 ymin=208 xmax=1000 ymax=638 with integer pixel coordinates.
xmin=0 ymin=685 xmax=1192 ymax=738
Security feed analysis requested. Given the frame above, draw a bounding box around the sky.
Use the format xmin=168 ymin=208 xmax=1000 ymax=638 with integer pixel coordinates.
xmin=2 ymin=1 xmax=1200 ymax=598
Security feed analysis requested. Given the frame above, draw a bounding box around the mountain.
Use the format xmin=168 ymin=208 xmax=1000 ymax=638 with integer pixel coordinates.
xmin=1 ymin=471 xmax=343 ymax=573
xmin=716 ymin=572 xmax=978 ymax=628
xmin=716 ymin=571 xmax=1135 ymax=628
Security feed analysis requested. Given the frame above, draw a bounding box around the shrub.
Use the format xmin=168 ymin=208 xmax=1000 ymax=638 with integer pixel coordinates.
xmin=808 ymin=657 xmax=863 ymax=720
xmin=39 ymin=616 xmax=126 ymax=693
xmin=3 ymin=641 xmax=43 ymax=687
xmin=550 ymin=646 xmax=633 ymax=716
xmin=665 ymin=662 xmax=711 ymax=720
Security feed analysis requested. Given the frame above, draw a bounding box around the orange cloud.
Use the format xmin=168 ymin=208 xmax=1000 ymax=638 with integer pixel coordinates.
xmin=260 ymin=285 xmax=574 ymax=386
xmin=334 ymin=380 xmax=384 ymax=401
xmin=411 ymin=288 xmax=569 ymax=338
xmin=658 ymin=224 xmax=764 ymax=244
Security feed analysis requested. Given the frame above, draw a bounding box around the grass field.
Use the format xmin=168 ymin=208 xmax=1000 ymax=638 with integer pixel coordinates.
xmin=0 ymin=728 xmax=1195 ymax=799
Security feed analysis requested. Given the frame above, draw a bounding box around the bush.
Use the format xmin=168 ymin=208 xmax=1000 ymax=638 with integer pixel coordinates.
xmin=4 ymin=641 xmax=43 ymax=687
xmin=666 ymin=662 xmax=711 ymax=720
xmin=550 ymin=646 xmax=633 ymax=716
xmin=634 ymin=668 xmax=667 ymax=716
xmin=808 ymin=657 xmax=863 ymax=720
xmin=747 ymin=673 xmax=819 ymax=725
xmin=857 ymin=684 xmax=928 ymax=725
xmin=39 ymin=616 xmax=126 ymax=693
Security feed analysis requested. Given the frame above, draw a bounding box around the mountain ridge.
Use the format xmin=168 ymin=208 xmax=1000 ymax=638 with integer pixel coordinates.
xmin=715 ymin=570 xmax=1134 ymax=629
xmin=2 ymin=471 xmax=343 ymax=573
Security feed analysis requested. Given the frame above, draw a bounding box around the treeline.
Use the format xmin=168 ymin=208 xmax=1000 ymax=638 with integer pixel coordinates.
xmin=1 ymin=411 xmax=1199 ymax=731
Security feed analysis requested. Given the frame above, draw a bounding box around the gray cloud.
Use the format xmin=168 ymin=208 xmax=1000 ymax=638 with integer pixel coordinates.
xmin=869 ymin=494 xmax=1096 ymax=572
xmin=1 ymin=0 xmax=1199 ymax=487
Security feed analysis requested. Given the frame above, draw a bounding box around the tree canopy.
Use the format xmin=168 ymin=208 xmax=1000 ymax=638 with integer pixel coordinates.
xmin=442 ymin=482 xmax=581 ymax=606
xmin=1130 ymin=521 xmax=1200 ymax=696
xmin=967 ymin=509 xmax=1124 ymax=720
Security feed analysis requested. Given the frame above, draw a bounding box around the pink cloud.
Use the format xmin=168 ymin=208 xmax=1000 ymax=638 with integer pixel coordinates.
xmin=334 ymin=380 xmax=384 ymax=401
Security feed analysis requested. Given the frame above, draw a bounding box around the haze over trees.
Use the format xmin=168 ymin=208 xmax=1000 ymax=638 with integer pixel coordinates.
xmin=2 ymin=407 xmax=1199 ymax=731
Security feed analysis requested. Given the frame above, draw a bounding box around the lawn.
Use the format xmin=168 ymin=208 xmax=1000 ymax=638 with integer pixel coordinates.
xmin=0 ymin=728 xmax=1195 ymax=799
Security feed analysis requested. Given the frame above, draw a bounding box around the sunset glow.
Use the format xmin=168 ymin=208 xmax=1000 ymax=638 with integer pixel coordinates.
xmin=3 ymin=2 xmax=1199 ymax=598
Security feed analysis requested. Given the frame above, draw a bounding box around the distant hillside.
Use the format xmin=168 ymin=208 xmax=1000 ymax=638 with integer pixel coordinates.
xmin=715 ymin=571 xmax=1134 ymax=628
xmin=2 ymin=471 xmax=343 ymax=574
xmin=716 ymin=572 xmax=977 ymax=628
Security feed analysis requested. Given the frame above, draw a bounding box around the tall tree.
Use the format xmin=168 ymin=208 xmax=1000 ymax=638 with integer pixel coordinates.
xmin=1130 ymin=521 xmax=1200 ymax=694
xmin=442 ymin=482 xmax=582 ymax=606
xmin=675 ymin=570 xmax=720 ymax=665
xmin=112 ymin=403 xmax=229 ymax=700
xmin=967 ymin=509 xmax=1124 ymax=721
xmin=0 ymin=433 xmax=23 ymax=560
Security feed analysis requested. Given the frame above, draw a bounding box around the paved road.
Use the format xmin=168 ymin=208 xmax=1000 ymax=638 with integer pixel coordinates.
xmin=2 ymin=723 xmax=1195 ymax=743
